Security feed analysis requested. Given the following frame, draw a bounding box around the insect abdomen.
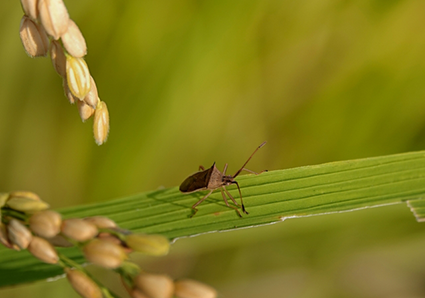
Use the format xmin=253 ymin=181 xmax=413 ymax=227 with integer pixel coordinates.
xmin=179 ymin=168 xmax=212 ymax=193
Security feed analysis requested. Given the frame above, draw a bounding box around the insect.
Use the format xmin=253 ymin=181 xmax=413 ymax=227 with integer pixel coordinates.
xmin=179 ymin=142 xmax=267 ymax=217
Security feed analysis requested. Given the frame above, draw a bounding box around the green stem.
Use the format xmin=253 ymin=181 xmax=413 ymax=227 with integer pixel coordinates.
xmin=1 ymin=208 xmax=27 ymax=222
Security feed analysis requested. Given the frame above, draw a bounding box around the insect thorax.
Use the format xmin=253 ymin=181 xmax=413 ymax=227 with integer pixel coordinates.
xmin=207 ymin=167 xmax=226 ymax=189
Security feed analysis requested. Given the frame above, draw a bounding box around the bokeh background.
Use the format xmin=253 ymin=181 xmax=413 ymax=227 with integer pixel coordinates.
xmin=2 ymin=0 xmax=425 ymax=297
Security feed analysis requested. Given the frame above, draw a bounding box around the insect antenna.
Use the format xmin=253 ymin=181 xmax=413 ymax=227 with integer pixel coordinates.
xmin=232 ymin=141 xmax=267 ymax=178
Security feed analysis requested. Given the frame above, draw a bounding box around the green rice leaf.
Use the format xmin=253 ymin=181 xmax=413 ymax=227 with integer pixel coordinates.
xmin=1 ymin=150 xmax=425 ymax=287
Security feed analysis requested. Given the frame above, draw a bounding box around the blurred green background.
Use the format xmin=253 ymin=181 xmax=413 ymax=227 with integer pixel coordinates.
xmin=2 ymin=0 xmax=425 ymax=297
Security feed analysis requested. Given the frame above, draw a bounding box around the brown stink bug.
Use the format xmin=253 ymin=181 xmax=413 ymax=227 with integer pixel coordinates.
xmin=179 ymin=142 xmax=267 ymax=217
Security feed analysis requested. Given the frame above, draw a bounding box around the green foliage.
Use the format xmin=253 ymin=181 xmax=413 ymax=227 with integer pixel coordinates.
xmin=1 ymin=150 xmax=424 ymax=287
xmin=2 ymin=0 xmax=425 ymax=297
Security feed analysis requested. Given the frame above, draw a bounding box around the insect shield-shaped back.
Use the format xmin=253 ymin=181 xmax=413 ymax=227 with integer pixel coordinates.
xmin=179 ymin=163 xmax=217 ymax=193
xmin=179 ymin=142 xmax=267 ymax=217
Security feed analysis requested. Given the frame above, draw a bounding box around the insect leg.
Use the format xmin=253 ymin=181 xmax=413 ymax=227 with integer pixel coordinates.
xmin=230 ymin=181 xmax=249 ymax=214
xmin=220 ymin=188 xmax=242 ymax=217
xmin=190 ymin=190 xmax=213 ymax=217
xmin=199 ymin=165 xmax=205 ymax=171
xmin=240 ymin=168 xmax=267 ymax=175
xmin=222 ymin=163 xmax=228 ymax=175
xmin=223 ymin=187 xmax=242 ymax=208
